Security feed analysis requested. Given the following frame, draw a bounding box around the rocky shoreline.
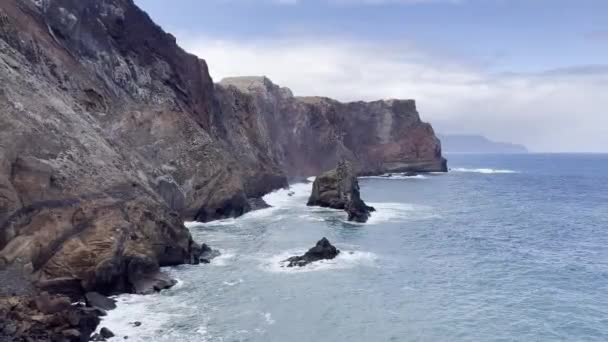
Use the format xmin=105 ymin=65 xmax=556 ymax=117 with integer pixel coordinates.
xmin=0 ymin=0 xmax=446 ymax=340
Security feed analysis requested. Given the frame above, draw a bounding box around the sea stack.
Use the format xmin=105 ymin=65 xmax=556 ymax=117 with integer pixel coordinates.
xmin=284 ymin=238 xmax=340 ymax=267
xmin=307 ymin=161 xmax=375 ymax=223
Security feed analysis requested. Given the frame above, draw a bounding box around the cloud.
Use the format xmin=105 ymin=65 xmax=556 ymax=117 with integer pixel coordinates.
xmin=179 ymin=34 xmax=608 ymax=152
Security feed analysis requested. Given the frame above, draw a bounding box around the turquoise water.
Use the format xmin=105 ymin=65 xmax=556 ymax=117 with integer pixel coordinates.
xmin=101 ymin=154 xmax=608 ymax=341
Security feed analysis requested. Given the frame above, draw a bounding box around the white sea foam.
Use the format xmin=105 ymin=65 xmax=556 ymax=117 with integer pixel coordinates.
xmin=263 ymin=181 xmax=312 ymax=208
xmin=262 ymin=312 xmax=275 ymax=325
xmin=185 ymin=218 xmax=237 ymax=229
xmin=223 ymin=278 xmax=244 ymax=286
xmin=212 ymin=250 xmax=236 ymax=266
xmin=99 ymin=293 xmax=189 ymax=341
xmin=261 ymin=248 xmax=377 ymax=273
xmin=451 ymin=167 xmax=518 ymax=174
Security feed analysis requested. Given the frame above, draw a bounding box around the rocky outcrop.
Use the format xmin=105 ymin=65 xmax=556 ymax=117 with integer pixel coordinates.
xmin=0 ymin=293 xmax=101 ymax=341
xmin=284 ymin=238 xmax=340 ymax=267
xmin=307 ymin=161 xmax=376 ymax=223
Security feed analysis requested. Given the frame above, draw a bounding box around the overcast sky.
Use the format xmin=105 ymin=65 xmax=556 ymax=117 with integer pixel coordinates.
xmin=134 ymin=0 xmax=608 ymax=152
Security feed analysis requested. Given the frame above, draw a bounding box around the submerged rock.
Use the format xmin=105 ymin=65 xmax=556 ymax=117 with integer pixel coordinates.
xmin=199 ymin=243 xmax=221 ymax=264
xmin=284 ymin=238 xmax=340 ymax=267
xmin=307 ymin=161 xmax=376 ymax=223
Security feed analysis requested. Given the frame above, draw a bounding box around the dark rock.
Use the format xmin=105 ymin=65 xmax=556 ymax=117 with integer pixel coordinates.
xmin=100 ymin=327 xmax=115 ymax=339
xmin=130 ymin=271 xmax=177 ymax=295
xmin=247 ymin=197 xmax=271 ymax=211
xmin=307 ymin=161 xmax=375 ymax=223
xmin=130 ymin=321 xmax=142 ymax=327
xmin=85 ymin=292 xmax=117 ymax=311
xmin=0 ymin=295 xmax=101 ymax=342
xmin=284 ymin=238 xmax=340 ymax=267
xmin=199 ymin=243 xmax=221 ymax=264
xmin=62 ymin=328 xmax=81 ymax=339
xmin=155 ymin=176 xmax=186 ymax=212
xmin=35 ymin=292 xmax=71 ymax=314
xmin=90 ymin=333 xmax=106 ymax=341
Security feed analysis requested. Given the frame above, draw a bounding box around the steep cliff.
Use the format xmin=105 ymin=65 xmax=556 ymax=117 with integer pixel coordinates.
xmin=217 ymin=76 xmax=446 ymax=176
xmin=0 ymin=0 xmax=445 ymax=302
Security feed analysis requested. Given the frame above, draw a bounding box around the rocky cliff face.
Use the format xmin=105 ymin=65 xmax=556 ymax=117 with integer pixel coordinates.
xmin=217 ymin=76 xmax=446 ymax=177
xmin=0 ymin=0 xmax=445 ymax=300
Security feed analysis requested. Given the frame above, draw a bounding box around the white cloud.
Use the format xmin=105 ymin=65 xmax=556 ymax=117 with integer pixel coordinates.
xmin=179 ymin=34 xmax=608 ymax=152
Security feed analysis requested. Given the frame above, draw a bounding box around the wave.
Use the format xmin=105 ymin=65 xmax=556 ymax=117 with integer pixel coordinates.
xmin=210 ymin=250 xmax=236 ymax=266
xmin=262 ymin=181 xmax=313 ymax=208
xmin=451 ymin=167 xmax=518 ymax=174
xmin=260 ymin=248 xmax=377 ymax=273
xmin=97 ymin=293 xmax=194 ymax=341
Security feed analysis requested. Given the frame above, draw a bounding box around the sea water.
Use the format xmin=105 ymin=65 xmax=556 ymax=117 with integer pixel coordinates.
xmin=101 ymin=154 xmax=608 ymax=341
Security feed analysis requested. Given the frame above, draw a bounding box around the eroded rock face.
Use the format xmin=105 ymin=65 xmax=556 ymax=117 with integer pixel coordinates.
xmin=284 ymin=238 xmax=340 ymax=267
xmin=307 ymin=161 xmax=376 ymax=223
xmin=0 ymin=293 xmax=100 ymax=342
xmin=217 ymin=77 xmax=447 ymax=177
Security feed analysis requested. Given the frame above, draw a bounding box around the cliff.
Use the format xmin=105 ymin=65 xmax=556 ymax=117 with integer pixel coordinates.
xmin=0 ymin=0 xmax=445 ymax=303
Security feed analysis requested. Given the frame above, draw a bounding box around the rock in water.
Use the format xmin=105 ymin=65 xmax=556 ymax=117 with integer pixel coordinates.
xmin=285 ymin=238 xmax=340 ymax=267
xmin=199 ymin=243 xmax=221 ymax=264
xmin=85 ymin=292 xmax=117 ymax=311
xmin=307 ymin=161 xmax=376 ymax=223
xmin=100 ymin=327 xmax=115 ymax=339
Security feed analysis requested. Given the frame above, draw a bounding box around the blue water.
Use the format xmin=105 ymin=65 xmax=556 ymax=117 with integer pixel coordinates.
xmin=101 ymin=154 xmax=608 ymax=341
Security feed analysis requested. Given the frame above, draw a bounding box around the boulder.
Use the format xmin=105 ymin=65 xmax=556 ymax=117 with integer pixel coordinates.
xmin=35 ymin=291 xmax=71 ymax=314
xmin=85 ymin=292 xmax=117 ymax=311
xmin=100 ymin=327 xmax=115 ymax=339
xmin=130 ymin=271 xmax=177 ymax=295
xmin=307 ymin=161 xmax=376 ymax=223
xmin=199 ymin=244 xmax=221 ymax=264
xmin=284 ymin=238 xmax=340 ymax=267
xmin=0 ymin=295 xmax=100 ymax=342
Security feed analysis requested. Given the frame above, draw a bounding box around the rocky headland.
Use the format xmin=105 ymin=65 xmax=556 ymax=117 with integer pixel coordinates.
xmin=0 ymin=0 xmax=446 ymax=339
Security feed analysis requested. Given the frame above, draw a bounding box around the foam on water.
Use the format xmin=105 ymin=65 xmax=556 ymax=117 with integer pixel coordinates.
xmin=451 ymin=167 xmax=519 ymax=174
xmin=211 ymin=250 xmax=236 ymax=266
xmin=100 ymin=293 xmax=194 ymax=341
xmin=260 ymin=248 xmax=378 ymax=273
xmin=222 ymin=279 xmax=244 ymax=287
xmin=263 ymin=181 xmax=312 ymax=208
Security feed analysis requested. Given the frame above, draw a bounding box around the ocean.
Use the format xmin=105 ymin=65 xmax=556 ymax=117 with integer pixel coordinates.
xmin=100 ymin=153 xmax=608 ymax=341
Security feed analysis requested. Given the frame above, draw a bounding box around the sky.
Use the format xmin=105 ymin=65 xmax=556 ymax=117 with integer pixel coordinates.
xmin=134 ymin=0 xmax=608 ymax=152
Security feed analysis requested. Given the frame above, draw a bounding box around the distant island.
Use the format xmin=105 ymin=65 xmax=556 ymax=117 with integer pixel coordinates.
xmin=439 ymin=134 xmax=528 ymax=153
